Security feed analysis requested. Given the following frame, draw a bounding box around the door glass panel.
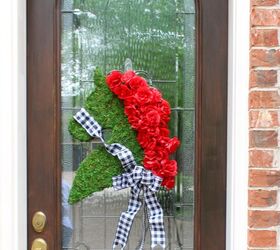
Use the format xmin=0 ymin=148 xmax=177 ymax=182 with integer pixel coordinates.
xmin=60 ymin=0 xmax=196 ymax=249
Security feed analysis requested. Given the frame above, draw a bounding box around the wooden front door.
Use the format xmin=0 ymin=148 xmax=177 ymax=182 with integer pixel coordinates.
xmin=27 ymin=0 xmax=228 ymax=249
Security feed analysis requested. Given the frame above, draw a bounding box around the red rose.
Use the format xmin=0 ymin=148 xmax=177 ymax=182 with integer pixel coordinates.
xmin=124 ymin=104 xmax=137 ymax=117
xmin=144 ymin=149 xmax=157 ymax=160
xmin=158 ymin=99 xmax=171 ymax=115
xmin=160 ymin=159 xmax=177 ymax=177
xmin=128 ymin=117 xmax=142 ymax=129
xmin=160 ymin=127 xmax=170 ymax=137
xmin=137 ymin=131 xmax=157 ymax=150
xmin=161 ymin=177 xmax=175 ymax=189
xmin=128 ymin=76 xmax=148 ymax=90
xmin=126 ymin=108 xmax=142 ymax=129
xmin=135 ymin=86 xmax=154 ymax=105
xmin=143 ymin=159 xmax=162 ymax=172
xmin=106 ymin=70 xmax=122 ymax=91
xmin=157 ymin=136 xmax=169 ymax=145
xmin=125 ymin=105 xmax=142 ymax=129
xmin=121 ymin=70 xmax=136 ymax=83
xmin=167 ymin=137 xmax=180 ymax=153
xmin=146 ymin=146 xmax=169 ymax=161
xmin=150 ymin=87 xmax=162 ymax=103
xmin=139 ymin=127 xmax=160 ymax=137
xmin=138 ymin=105 xmax=162 ymax=128
xmin=123 ymin=95 xmax=138 ymax=106
xmin=144 ymin=149 xmax=168 ymax=170
xmin=143 ymin=156 xmax=160 ymax=171
xmin=152 ymin=169 xmax=164 ymax=178
xmin=117 ymin=84 xmax=133 ymax=100
xmin=157 ymin=99 xmax=171 ymax=124
xmin=158 ymin=136 xmax=180 ymax=153
xmin=157 ymin=147 xmax=169 ymax=161
xmin=144 ymin=109 xmax=161 ymax=127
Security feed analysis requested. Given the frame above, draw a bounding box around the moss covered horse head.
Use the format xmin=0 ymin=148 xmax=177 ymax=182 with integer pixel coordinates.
xmin=68 ymin=68 xmax=143 ymax=204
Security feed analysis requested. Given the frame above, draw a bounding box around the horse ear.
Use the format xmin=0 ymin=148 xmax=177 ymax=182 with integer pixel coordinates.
xmin=93 ymin=67 xmax=105 ymax=88
xmin=67 ymin=68 xmax=105 ymax=142
xmin=68 ymin=68 xmax=112 ymax=142
xmin=69 ymin=68 xmax=120 ymax=141
xmin=84 ymin=69 xmax=120 ymax=128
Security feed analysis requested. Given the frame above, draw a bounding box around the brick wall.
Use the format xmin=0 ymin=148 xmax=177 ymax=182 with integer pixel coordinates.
xmin=249 ymin=0 xmax=280 ymax=248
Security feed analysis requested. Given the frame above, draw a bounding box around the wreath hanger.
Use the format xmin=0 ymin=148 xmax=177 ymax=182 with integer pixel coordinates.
xmin=106 ymin=58 xmax=153 ymax=86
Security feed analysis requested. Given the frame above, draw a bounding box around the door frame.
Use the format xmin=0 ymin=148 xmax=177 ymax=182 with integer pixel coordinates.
xmin=226 ymin=0 xmax=250 ymax=248
xmin=0 ymin=0 xmax=249 ymax=249
xmin=27 ymin=0 xmax=61 ymax=248
xmin=27 ymin=0 xmax=228 ymax=249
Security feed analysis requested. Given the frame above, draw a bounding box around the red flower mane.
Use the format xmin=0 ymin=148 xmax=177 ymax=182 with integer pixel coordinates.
xmin=106 ymin=70 xmax=180 ymax=189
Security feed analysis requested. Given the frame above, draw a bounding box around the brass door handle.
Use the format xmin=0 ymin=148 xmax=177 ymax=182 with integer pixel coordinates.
xmin=31 ymin=238 xmax=47 ymax=250
xmin=32 ymin=211 xmax=47 ymax=233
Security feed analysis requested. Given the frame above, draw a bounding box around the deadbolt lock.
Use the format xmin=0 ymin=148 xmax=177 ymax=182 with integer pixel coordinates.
xmin=32 ymin=211 xmax=46 ymax=233
xmin=31 ymin=238 xmax=47 ymax=250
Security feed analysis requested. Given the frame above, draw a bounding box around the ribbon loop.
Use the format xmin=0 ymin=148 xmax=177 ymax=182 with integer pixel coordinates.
xmin=74 ymin=108 xmax=166 ymax=249
xmin=112 ymin=166 xmax=162 ymax=193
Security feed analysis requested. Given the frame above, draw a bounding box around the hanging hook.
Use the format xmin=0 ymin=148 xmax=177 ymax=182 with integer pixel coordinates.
xmin=124 ymin=58 xmax=133 ymax=71
xmin=106 ymin=58 xmax=153 ymax=86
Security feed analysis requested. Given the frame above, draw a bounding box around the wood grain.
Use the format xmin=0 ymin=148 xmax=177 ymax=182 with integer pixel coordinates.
xmin=27 ymin=0 xmax=61 ymax=248
xmin=194 ymin=0 xmax=228 ymax=249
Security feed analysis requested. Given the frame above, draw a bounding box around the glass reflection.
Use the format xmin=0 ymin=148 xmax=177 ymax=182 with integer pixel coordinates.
xmin=61 ymin=0 xmax=196 ymax=249
xmin=62 ymin=179 xmax=73 ymax=248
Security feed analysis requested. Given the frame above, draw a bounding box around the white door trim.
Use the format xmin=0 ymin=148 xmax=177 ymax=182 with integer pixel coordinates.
xmin=0 ymin=0 xmax=249 ymax=249
xmin=227 ymin=0 xmax=250 ymax=249
xmin=0 ymin=0 xmax=27 ymax=250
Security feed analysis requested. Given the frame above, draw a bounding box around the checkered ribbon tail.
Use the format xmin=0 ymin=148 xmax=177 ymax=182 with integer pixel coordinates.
xmin=73 ymin=108 xmax=166 ymax=249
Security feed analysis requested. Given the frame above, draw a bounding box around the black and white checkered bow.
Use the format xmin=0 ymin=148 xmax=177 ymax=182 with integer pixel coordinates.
xmin=74 ymin=108 xmax=166 ymax=249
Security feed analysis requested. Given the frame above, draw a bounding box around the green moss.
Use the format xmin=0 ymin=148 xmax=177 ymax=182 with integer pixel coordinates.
xmin=68 ymin=68 xmax=143 ymax=204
